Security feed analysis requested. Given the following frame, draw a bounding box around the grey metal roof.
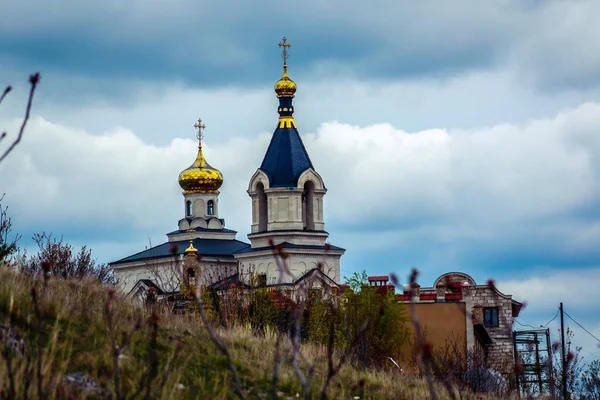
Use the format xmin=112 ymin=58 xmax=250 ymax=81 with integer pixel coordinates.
xmin=111 ymin=238 xmax=250 ymax=265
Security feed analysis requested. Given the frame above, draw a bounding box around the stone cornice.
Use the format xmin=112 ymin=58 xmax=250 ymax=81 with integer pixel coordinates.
xmin=247 ymin=230 xmax=329 ymax=239
xmin=235 ymin=248 xmax=344 ymax=260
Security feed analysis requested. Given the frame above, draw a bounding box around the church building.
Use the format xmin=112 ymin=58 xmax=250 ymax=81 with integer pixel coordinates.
xmin=110 ymin=38 xmax=345 ymax=297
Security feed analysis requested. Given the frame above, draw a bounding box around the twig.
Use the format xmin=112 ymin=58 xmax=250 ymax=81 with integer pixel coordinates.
xmin=104 ymin=289 xmax=142 ymax=400
xmin=104 ymin=290 xmax=121 ymax=400
xmin=144 ymin=313 xmax=159 ymax=399
xmin=1 ymin=296 xmax=16 ymax=400
xmin=0 ymin=86 xmax=11 ymax=105
xmin=319 ymin=304 xmax=371 ymax=400
xmin=271 ymin=331 xmax=284 ymax=400
xmin=188 ymin=275 xmax=245 ymax=399
xmin=394 ymin=270 xmax=439 ymax=400
xmin=0 ymin=73 xmax=40 ymax=164
xmin=290 ymin=312 xmax=310 ymax=400
xmin=135 ymin=312 xmax=160 ymax=400
xmin=158 ymin=342 xmax=182 ymax=395
xmin=31 ymin=286 xmax=46 ymax=400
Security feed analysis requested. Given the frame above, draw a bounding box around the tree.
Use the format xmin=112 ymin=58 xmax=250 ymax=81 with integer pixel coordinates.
xmin=18 ymin=232 xmax=114 ymax=284
xmin=582 ymin=359 xmax=600 ymax=400
xmin=0 ymin=194 xmax=20 ymax=264
xmin=343 ymin=269 xmax=369 ymax=292
xmin=552 ymin=327 xmax=585 ymax=398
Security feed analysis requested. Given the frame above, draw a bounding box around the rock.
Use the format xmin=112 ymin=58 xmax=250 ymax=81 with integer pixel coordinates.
xmin=63 ymin=373 xmax=111 ymax=399
xmin=0 ymin=323 xmax=26 ymax=356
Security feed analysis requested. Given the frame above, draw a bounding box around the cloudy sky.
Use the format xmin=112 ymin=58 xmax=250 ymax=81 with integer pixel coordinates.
xmin=1 ymin=0 xmax=599 ymax=360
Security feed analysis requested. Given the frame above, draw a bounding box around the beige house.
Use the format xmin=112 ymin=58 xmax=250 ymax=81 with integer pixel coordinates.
xmin=389 ymin=272 xmax=522 ymax=373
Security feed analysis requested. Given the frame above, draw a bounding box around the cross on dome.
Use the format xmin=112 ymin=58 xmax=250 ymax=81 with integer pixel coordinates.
xmin=194 ymin=118 xmax=206 ymax=143
xmin=278 ymin=37 xmax=291 ymax=69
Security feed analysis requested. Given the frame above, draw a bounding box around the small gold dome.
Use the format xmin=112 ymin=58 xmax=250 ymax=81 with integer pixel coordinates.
xmin=185 ymin=240 xmax=198 ymax=256
xmin=274 ymin=69 xmax=296 ymax=97
xmin=178 ymin=144 xmax=223 ymax=194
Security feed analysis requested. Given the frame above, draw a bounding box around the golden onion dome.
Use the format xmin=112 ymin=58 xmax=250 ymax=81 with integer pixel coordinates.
xmin=178 ymin=143 xmax=223 ymax=194
xmin=185 ymin=239 xmax=198 ymax=256
xmin=275 ymin=37 xmax=296 ymax=98
xmin=274 ymin=68 xmax=296 ymax=97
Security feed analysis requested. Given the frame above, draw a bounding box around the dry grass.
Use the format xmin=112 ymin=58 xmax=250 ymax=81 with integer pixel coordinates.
xmin=0 ymin=267 xmax=515 ymax=399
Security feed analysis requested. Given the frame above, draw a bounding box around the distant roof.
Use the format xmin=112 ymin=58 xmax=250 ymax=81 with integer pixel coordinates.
xmin=259 ymin=124 xmax=313 ymax=188
xmin=111 ymin=238 xmax=250 ymax=265
xmin=368 ymin=276 xmax=389 ymax=282
xmin=137 ymin=279 xmax=165 ymax=295
xmin=208 ymin=273 xmax=249 ymax=291
xmin=234 ymin=241 xmax=345 ymax=254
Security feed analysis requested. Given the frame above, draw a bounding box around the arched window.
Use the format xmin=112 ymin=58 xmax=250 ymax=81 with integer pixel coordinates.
xmin=256 ymin=182 xmax=267 ymax=231
xmin=186 ymin=200 xmax=192 ymax=217
xmin=207 ymin=200 xmax=214 ymax=216
xmin=302 ymin=181 xmax=315 ymax=230
xmin=187 ymin=267 xmax=196 ymax=287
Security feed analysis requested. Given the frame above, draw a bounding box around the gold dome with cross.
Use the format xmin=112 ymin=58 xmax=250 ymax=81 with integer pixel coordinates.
xmin=178 ymin=119 xmax=224 ymax=194
xmin=274 ymin=37 xmax=297 ymax=97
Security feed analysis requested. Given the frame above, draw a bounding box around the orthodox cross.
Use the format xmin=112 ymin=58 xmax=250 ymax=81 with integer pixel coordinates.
xmin=193 ymin=118 xmax=206 ymax=143
xmin=187 ymin=227 xmax=195 ymax=246
xmin=278 ymin=37 xmax=291 ymax=67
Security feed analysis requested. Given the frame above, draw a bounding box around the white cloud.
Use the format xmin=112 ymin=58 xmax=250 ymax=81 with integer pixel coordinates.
xmin=499 ymin=268 xmax=600 ymax=362
xmin=1 ymin=101 xmax=599 ymax=267
xmin=499 ymin=268 xmax=600 ymax=313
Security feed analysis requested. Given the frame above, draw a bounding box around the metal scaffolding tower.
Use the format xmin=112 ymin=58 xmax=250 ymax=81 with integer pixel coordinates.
xmin=513 ymin=328 xmax=555 ymax=398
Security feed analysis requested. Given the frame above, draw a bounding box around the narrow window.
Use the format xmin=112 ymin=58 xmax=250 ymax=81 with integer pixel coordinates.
xmin=207 ymin=200 xmax=214 ymax=215
xmin=256 ymin=182 xmax=267 ymax=231
xmin=484 ymin=307 xmax=499 ymax=327
xmin=302 ymin=181 xmax=315 ymax=230
xmin=258 ymin=273 xmax=267 ymax=287
xmin=186 ymin=200 xmax=192 ymax=217
xmin=187 ymin=267 xmax=196 ymax=287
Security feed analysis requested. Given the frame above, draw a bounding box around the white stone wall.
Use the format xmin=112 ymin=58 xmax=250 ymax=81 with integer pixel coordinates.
xmin=237 ymin=252 xmax=341 ymax=285
xmin=248 ymin=231 xmax=328 ymax=248
xmin=113 ymin=256 xmax=238 ymax=294
xmin=113 ymin=257 xmax=183 ymax=294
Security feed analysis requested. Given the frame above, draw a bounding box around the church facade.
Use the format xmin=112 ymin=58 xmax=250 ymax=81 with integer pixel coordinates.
xmin=110 ymin=38 xmax=345 ymax=296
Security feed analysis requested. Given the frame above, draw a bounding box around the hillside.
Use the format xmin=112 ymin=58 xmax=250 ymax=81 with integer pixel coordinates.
xmin=0 ymin=267 xmax=511 ymax=399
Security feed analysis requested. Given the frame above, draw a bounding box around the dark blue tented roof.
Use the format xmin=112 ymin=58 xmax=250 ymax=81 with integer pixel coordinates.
xmin=260 ymin=125 xmax=313 ymax=188
xmin=110 ymin=238 xmax=250 ymax=265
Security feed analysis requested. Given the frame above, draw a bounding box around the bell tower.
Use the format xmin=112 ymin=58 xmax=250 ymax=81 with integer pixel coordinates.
xmin=246 ymin=37 xmax=328 ymax=248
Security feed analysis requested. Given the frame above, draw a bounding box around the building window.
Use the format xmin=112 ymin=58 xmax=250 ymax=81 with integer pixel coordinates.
xmin=207 ymin=200 xmax=214 ymax=216
xmin=256 ymin=182 xmax=267 ymax=231
xmin=186 ymin=200 xmax=192 ymax=217
xmin=257 ymin=273 xmax=267 ymax=287
xmin=484 ymin=307 xmax=499 ymax=327
xmin=302 ymin=181 xmax=315 ymax=231
xmin=187 ymin=267 xmax=196 ymax=287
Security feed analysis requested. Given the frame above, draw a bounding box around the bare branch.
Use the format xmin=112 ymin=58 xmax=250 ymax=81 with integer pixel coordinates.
xmin=187 ymin=268 xmax=245 ymax=399
xmin=0 ymin=73 xmax=40 ymax=164
xmin=319 ymin=303 xmax=371 ymax=400
xmin=0 ymin=86 xmax=11 ymax=105
xmin=406 ymin=268 xmax=439 ymax=400
xmin=271 ymin=331 xmax=284 ymax=400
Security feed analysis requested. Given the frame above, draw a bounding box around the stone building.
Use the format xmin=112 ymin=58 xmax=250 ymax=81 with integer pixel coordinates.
xmin=110 ymin=38 xmax=344 ymax=296
xmin=391 ymin=272 xmax=523 ymax=374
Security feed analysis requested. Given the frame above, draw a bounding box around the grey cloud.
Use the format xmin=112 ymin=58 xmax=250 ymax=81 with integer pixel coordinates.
xmin=0 ymin=0 xmax=535 ymax=92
